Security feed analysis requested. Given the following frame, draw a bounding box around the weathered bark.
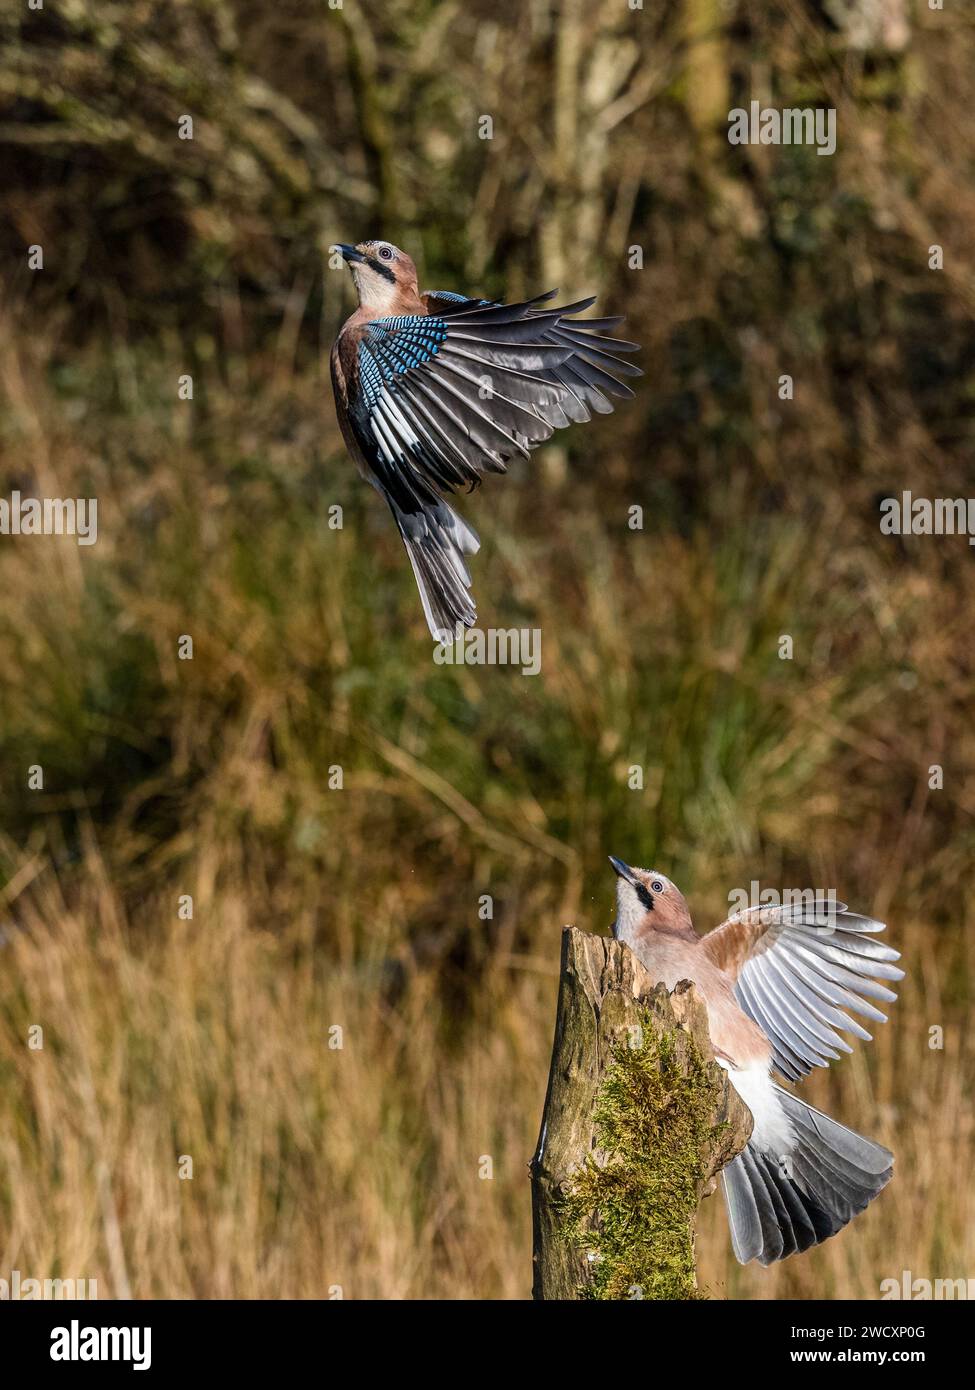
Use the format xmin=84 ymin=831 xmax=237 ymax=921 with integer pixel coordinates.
xmin=530 ymin=927 xmax=753 ymax=1300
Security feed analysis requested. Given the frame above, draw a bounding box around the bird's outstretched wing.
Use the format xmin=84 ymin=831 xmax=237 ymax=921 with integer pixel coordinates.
xmin=422 ymin=288 xmax=643 ymax=424
xmin=336 ymin=291 xmax=640 ymax=640
xmin=347 ymin=292 xmax=640 ymax=492
xmin=700 ymin=902 xmax=905 ymax=1083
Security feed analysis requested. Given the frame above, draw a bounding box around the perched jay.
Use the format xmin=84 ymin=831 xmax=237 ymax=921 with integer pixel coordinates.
xmin=330 ymin=241 xmax=641 ymax=641
xmin=608 ymin=858 xmax=904 ymax=1265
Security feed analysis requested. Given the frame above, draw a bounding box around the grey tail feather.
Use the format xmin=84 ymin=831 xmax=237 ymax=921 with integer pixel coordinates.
xmin=722 ymin=1087 xmax=893 ymax=1266
xmin=389 ymin=497 xmax=480 ymax=643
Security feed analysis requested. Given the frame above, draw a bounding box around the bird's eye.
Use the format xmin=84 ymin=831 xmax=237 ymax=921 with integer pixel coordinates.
xmin=651 ymin=880 xmax=664 ymax=893
xmin=378 ymin=246 xmax=393 ymax=260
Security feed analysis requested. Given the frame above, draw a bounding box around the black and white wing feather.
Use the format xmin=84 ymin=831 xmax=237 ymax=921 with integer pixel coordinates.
xmin=701 ymin=901 xmax=905 ymax=1083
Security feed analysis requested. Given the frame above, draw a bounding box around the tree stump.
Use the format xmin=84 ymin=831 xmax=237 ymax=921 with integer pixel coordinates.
xmin=530 ymin=927 xmax=753 ymax=1299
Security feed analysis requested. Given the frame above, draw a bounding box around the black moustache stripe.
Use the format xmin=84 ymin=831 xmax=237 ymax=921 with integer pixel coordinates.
xmin=366 ymin=256 xmax=397 ymax=284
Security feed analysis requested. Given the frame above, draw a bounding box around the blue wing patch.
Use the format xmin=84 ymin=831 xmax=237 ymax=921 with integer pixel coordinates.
xmin=358 ymin=316 xmax=449 ymax=410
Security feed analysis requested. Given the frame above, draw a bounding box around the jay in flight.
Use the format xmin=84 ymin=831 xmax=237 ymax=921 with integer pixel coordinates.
xmin=330 ymin=241 xmax=641 ymax=641
xmin=608 ymin=858 xmax=904 ymax=1265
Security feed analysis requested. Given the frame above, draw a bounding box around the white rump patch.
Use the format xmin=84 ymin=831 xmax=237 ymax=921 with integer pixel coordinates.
xmin=728 ymin=1063 xmax=796 ymax=1160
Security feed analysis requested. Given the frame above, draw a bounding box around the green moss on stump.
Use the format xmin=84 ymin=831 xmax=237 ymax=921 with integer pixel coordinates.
xmin=560 ymin=1008 xmax=725 ymax=1300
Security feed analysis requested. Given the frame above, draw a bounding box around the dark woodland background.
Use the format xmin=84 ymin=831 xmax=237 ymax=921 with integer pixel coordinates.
xmin=1 ymin=0 xmax=973 ymax=1298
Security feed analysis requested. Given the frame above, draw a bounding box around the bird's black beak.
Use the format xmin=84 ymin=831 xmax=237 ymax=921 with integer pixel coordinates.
xmin=608 ymin=855 xmax=638 ymax=886
xmin=336 ymin=243 xmax=366 ymax=264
